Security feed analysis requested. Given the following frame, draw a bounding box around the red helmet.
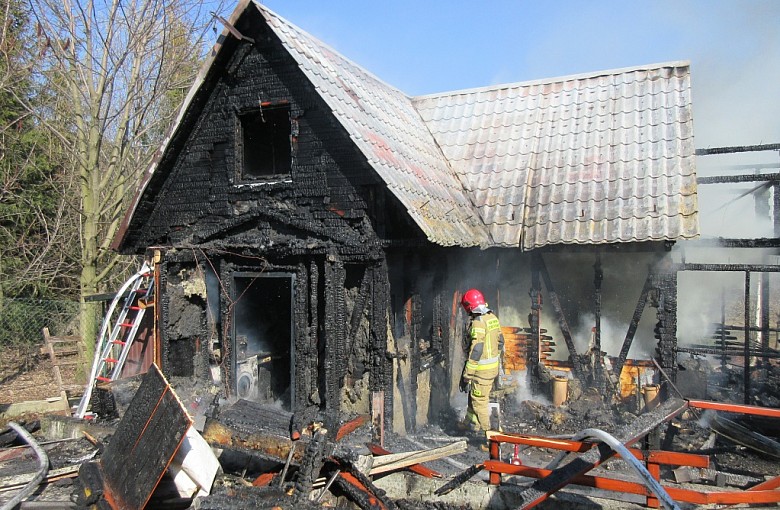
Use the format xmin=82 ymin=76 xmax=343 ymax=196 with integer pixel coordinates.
xmin=461 ymin=288 xmax=486 ymax=314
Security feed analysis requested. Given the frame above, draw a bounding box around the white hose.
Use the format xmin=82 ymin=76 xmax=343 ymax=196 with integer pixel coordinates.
xmin=1 ymin=423 xmax=49 ymax=510
xmin=546 ymin=428 xmax=679 ymax=510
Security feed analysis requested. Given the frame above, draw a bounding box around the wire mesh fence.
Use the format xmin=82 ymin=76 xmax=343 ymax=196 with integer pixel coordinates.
xmin=0 ymin=298 xmax=80 ymax=347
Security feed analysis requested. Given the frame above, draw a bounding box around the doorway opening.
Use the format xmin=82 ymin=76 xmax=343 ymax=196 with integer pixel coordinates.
xmin=232 ymin=272 xmax=294 ymax=410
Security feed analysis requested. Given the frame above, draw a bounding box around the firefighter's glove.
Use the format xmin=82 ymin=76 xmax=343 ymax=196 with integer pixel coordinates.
xmin=459 ymin=377 xmax=470 ymax=393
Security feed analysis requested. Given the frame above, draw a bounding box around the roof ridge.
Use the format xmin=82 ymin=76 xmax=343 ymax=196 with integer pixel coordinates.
xmin=412 ymin=60 xmax=691 ymax=101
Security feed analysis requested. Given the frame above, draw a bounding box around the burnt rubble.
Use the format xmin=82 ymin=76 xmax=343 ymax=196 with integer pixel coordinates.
xmin=3 ymin=351 xmax=780 ymax=510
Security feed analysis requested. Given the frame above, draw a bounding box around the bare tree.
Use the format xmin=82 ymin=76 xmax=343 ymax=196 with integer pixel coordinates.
xmin=1 ymin=0 xmax=77 ymax=305
xmin=23 ymin=0 xmax=220 ymax=362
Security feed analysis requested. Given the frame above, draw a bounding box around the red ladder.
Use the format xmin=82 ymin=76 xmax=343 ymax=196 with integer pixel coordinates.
xmin=76 ymin=262 xmax=155 ymax=418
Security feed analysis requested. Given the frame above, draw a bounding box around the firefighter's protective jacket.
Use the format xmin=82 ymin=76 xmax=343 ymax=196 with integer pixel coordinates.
xmin=463 ymin=311 xmax=501 ymax=381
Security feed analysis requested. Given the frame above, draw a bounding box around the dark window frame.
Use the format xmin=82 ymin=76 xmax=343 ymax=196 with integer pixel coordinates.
xmin=236 ymin=104 xmax=292 ymax=181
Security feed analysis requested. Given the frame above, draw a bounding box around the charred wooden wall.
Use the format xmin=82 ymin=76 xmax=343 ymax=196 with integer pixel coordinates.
xmin=124 ymin=8 xmax=418 ymax=255
xmin=118 ymin=8 xmax=432 ymax=430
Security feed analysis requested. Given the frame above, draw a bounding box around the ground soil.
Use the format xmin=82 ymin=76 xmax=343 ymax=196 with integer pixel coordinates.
xmin=0 ymin=346 xmax=79 ymax=404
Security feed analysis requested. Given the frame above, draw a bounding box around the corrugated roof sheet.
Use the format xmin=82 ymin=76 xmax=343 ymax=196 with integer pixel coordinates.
xmin=258 ymin=4 xmax=492 ymax=247
xmin=413 ymin=64 xmax=698 ymax=249
xmin=260 ymin=0 xmax=697 ymax=249
xmin=116 ymin=1 xmax=699 ymax=251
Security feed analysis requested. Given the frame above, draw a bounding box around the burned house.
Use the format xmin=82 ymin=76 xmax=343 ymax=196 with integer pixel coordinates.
xmin=111 ymin=0 xmax=699 ymax=434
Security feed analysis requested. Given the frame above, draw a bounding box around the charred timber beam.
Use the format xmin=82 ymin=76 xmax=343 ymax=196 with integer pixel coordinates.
xmin=535 ymin=254 xmax=580 ymax=373
xmin=409 ymin=291 xmax=421 ymax=432
xmin=346 ymin=267 xmax=372 ymax=368
xmin=593 ymin=254 xmax=604 ymax=388
xmin=431 ymin=266 xmax=447 ymax=365
xmin=536 ymin=241 xmax=675 ymax=254
xmin=614 ymin=273 xmax=653 ymax=380
xmin=427 ymin=270 xmax=449 ymax=417
xmin=684 ymin=238 xmax=780 ymax=248
xmin=309 ymin=260 xmax=320 ymax=406
xmin=294 ymin=263 xmax=310 ymax=409
xmin=695 ymin=143 xmax=780 ymax=155
xmin=677 ymin=347 xmax=780 ymax=358
xmin=323 ymin=254 xmax=347 ymax=428
xmin=334 ymin=469 xmax=396 ymax=510
xmin=370 ymin=260 xmax=392 ymax=433
xmin=719 ymin=289 xmax=728 ymax=370
xmin=697 ymin=173 xmax=780 ymax=184
xmin=293 ymin=427 xmax=328 ymax=498
xmin=202 ymin=400 xmax=304 ymax=462
xmin=760 ymin=272 xmax=770 ymax=351
xmin=193 ymin=205 xmax=368 ymax=249
xmin=528 ymin=264 xmax=542 ymax=391
xmin=716 ymin=324 xmax=780 ymax=335
xmin=775 ymin=183 xmax=780 ymax=236
xmin=691 ymin=339 xmax=774 ymax=349
xmin=513 ymin=397 xmax=688 ymax=509
xmin=160 ymin=261 xmax=171 ymax=378
xmin=744 ymin=272 xmax=751 ymax=405
xmin=434 ymin=464 xmax=485 ymax=496
xmin=709 ymin=413 xmax=780 ymax=460
xmin=653 ymin=271 xmax=678 ymax=387
xmin=676 ymin=263 xmax=780 ymax=272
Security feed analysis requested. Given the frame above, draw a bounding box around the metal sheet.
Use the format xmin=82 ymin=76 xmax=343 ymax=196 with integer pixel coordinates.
xmin=414 ymin=62 xmax=698 ymax=249
xmin=118 ymin=2 xmax=700 ymax=252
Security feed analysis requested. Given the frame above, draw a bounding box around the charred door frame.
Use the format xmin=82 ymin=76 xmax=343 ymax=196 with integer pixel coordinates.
xmin=230 ymin=270 xmax=296 ymax=409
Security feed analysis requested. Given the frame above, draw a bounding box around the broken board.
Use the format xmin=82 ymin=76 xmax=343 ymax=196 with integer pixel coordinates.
xmin=100 ymin=364 xmax=192 ymax=510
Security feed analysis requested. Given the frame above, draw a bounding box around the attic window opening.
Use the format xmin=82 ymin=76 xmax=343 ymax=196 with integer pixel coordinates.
xmin=240 ymin=105 xmax=291 ymax=179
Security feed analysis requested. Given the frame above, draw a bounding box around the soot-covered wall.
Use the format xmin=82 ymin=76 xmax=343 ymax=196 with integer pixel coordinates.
xmin=124 ymin=7 xmax=418 ymax=255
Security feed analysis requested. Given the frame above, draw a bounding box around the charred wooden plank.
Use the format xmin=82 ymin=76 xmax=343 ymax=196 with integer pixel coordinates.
xmin=709 ymin=413 xmax=780 ymax=459
xmin=293 ymin=426 xmax=328 ymax=498
xmin=695 ymin=143 xmax=780 ymax=156
xmin=613 ymin=273 xmax=653 ymax=379
xmin=202 ymin=400 xmax=302 ymax=463
xmin=100 ymin=364 xmax=192 ymax=510
xmin=434 ymin=463 xmax=484 ymax=496
xmin=335 ymin=469 xmax=397 ymax=510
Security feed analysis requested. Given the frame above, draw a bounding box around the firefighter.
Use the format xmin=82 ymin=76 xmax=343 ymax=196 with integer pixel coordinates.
xmin=459 ymin=288 xmax=502 ymax=433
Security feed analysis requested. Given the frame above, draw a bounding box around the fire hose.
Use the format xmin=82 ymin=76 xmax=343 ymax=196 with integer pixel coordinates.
xmin=0 ymin=422 xmax=49 ymax=510
xmin=545 ymin=428 xmax=679 ymax=510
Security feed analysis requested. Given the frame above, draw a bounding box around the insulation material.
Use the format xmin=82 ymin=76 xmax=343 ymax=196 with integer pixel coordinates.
xmin=169 ymin=426 xmax=221 ymax=498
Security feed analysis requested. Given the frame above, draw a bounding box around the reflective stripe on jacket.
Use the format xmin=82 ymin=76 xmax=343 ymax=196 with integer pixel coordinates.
xmin=464 ymin=311 xmax=501 ymax=378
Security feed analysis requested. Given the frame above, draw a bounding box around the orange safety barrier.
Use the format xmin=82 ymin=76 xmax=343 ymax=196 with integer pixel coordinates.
xmin=486 ymin=431 xmax=780 ymax=508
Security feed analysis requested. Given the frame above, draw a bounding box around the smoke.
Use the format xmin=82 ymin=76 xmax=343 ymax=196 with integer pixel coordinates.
xmin=451 ymin=389 xmax=468 ymax=418
xmin=572 ymin=313 xmax=654 ymax=359
xmin=445 ymin=250 xmax=667 ymax=362
xmin=511 ymin=372 xmax=550 ymax=406
xmin=696 ymin=152 xmax=779 ymax=240
xmin=674 ymin=246 xmax=780 ymax=348
xmin=205 ymin=264 xmax=221 ymax=325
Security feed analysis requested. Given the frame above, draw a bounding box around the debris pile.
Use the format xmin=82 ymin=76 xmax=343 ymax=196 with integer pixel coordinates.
xmin=1 ymin=357 xmax=779 ymax=509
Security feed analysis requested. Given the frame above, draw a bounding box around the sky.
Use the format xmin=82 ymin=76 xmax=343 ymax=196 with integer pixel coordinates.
xmin=255 ymin=0 xmax=780 ymax=238
xmin=257 ymin=0 xmax=780 ymax=150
